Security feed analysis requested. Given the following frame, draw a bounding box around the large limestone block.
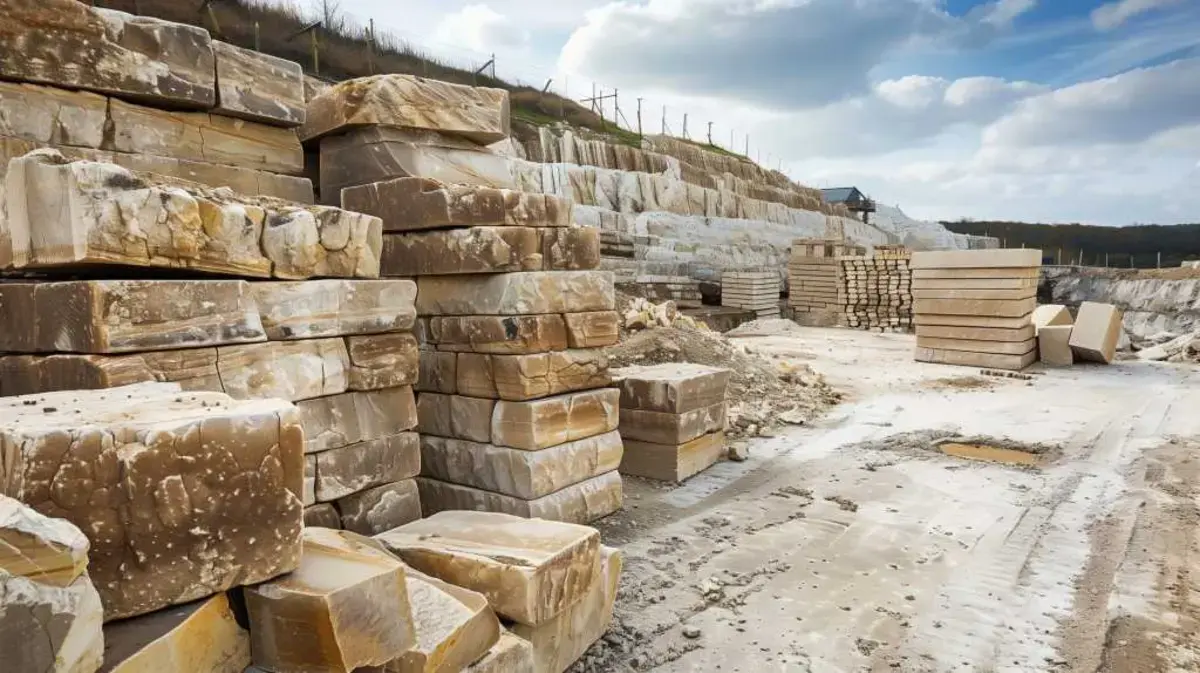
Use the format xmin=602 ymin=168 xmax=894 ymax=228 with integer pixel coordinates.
xmin=492 ymin=388 xmax=620 ymax=451
xmin=0 ymin=349 xmax=223 ymax=398
xmin=564 ymin=311 xmax=621 ymax=349
xmin=0 ymin=495 xmax=104 ymax=673
xmin=374 ymin=511 xmax=599 ymax=626
xmin=346 ymin=334 xmax=421 ymax=391
xmin=415 ymin=472 xmax=623 ymax=526
xmin=610 ymin=363 xmax=731 ymax=413
xmin=245 ymin=527 xmax=417 ymax=673
xmin=913 ymin=297 xmax=1036 ymax=317
xmin=915 ymin=324 xmax=1035 ymax=342
xmin=417 ymin=271 xmax=614 ymax=316
xmin=336 ymin=480 xmax=422 ymax=536
xmin=465 ymin=631 xmax=534 ymax=673
xmin=0 ymin=80 xmax=108 ymax=147
xmin=0 ymin=384 xmax=304 ymax=620
xmin=915 ymin=346 xmax=1037 ymax=371
xmin=417 ymin=350 xmax=457 ymax=394
xmin=298 ymin=387 xmax=418 ymax=454
xmin=1031 ymin=304 xmax=1074 ymax=333
xmin=300 ymin=75 xmax=510 ymax=144
xmin=420 ymin=431 xmax=623 ymax=500
xmin=619 ymin=402 xmax=726 ymax=444
xmin=252 ymin=280 xmax=416 ymax=340
xmin=429 ymin=315 xmax=569 ymax=354
xmin=911 ymin=277 xmax=1040 ymax=290
xmin=1039 ymin=325 xmax=1074 ymax=367
xmin=109 ymin=153 xmax=315 ymax=203
xmin=315 ymin=433 xmax=421 ymax=502
xmin=341 ymin=177 xmax=570 ymax=233
xmin=915 ymin=336 xmax=1038 ymax=355
xmin=381 ymin=227 xmax=543 ymax=275
xmin=0 ymin=2 xmax=215 ymax=108
xmin=620 ymin=431 xmax=726 ymax=483
xmin=913 ymin=287 xmax=1035 ymax=301
xmin=1068 ymin=302 xmax=1122 ymax=364
xmin=217 ymin=338 xmax=349 ymax=401
xmin=213 ymin=41 xmax=305 ymax=127
xmin=542 ymin=227 xmax=601 ymax=271
xmin=416 ymin=393 xmax=495 ymax=443
xmin=510 ymin=546 xmax=622 ymax=673
xmin=911 ymin=249 xmax=1042 ymax=269
xmin=304 ymin=504 xmax=342 ymax=529
xmin=0 ymin=280 xmax=265 ymax=354
xmin=912 ymin=267 xmax=1041 ymax=280
xmin=456 ymin=349 xmax=611 ymax=401
xmin=913 ymin=313 xmax=1033 ymax=329
xmin=101 ymin=593 xmax=250 ymax=672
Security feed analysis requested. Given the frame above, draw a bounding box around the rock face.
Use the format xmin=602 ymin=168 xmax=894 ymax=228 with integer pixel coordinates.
xmin=491 ymin=388 xmax=620 ymax=451
xmin=416 ymin=472 xmax=623 ymax=526
xmin=298 ymin=387 xmax=418 ymax=454
xmin=456 ymin=349 xmax=611 ymax=401
xmin=416 ymin=271 xmax=614 ymax=316
xmin=251 ymin=280 xmax=417 ymax=340
xmin=213 ymin=41 xmax=305 ymax=127
xmin=610 ymin=363 xmax=731 ymax=413
xmin=300 ymin=75 xmax=510 ymax=144
xmin=346 ymin=334 xmax=421 ymax=391
xmin=101 ymin=593 xmax=250 ymax=673
xmin=0 ymin=495 xmax=104 ymax=673
xmin=341 ymin=178 xmax=570 ymax=233
xmin=465 ymin=631 xmax=534 ymax=673
xmin=314 ymin=433 xmax=421 ymax=502
xmin=0 ymin=383 xmax=304 ymax=621
xmin=246 ymin=527 xmax=417 ymax=673
xmin=336 ymin=480 xmax=423 ymax=536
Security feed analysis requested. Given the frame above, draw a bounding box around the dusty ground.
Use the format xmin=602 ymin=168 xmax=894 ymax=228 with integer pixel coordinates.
xmin=576 ymin=327 xmax=1200 ymax=673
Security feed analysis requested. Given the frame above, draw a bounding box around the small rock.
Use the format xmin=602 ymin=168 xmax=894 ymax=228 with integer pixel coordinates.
xmin=683 ymin=626 xmax=702 ymax=639
xmin=728 ymin=443 xmax=749 ymax=462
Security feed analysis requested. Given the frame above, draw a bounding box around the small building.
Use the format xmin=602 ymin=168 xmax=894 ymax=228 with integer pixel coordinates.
xmin=821 ymin=187 xmax=877 ymax=224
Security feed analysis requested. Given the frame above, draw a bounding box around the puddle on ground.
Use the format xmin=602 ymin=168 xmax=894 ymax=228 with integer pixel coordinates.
xmin=938 ymin=442 xmax=1042 ymax=467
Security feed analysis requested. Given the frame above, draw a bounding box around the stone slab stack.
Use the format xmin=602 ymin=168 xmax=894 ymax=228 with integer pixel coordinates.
xmin=789 ymin=239 xmax=866 ymax=326
xmin=617 ymin=275 xmax=704 ymax=308
xmin=837 ymin=250 xmax=913 ymax=333
xmin=912 ymin=249 xmax=1043 ymax=370
xmin=611 ymin=364 xmax=731 ymax=483
xmin=721 ymin=270 xmax=781 ymax=319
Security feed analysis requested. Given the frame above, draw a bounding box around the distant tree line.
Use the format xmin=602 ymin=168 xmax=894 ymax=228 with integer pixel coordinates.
xmin=941 ymin=220 xmax=1200 ymax=268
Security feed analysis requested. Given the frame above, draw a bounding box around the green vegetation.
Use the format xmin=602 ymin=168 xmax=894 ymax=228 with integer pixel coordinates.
xmin=943 ymin=220 xmax=1200 ymax=268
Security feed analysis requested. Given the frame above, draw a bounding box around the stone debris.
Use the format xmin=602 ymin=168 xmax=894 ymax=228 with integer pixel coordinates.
xmin=621 ymin=297 xmax=709 ymax=332
xmin=721 ymin=270 xmax=781 ymax=319
xmin=1069 ymin=302 xmax=1123 ymax=364
xmin=838 ymin=249 xmax=914 ymax=333
xmin=101 ymin=593 xmax=250 ymax=672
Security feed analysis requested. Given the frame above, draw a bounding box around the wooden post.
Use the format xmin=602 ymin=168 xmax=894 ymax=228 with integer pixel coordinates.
xmin=366 ymin=19 xmax=375 ymax=75
xmin=661 ymin=106 xmax=666 ymax=135
xmin=1057 ymin=248 xmax=1062 ymax=265
xmin=707 ymin=121 xmax=713 ymax=146
xmin=254 ymin=21 xmax=260 ymax=51
xmin=598 ymin=88 xmax=604 ymax=124
xmin=311 ymin=28 xmax=319 ymax=74
xmin=682 ymin=113 xmax=688 ymax=139
xmin=744 ymin=134 xmax=749 ymax=156
xmin=1158 ymin=251 xmax=1162 ymax=268
xmin=636 ymin=98 xmax=643 ymax=137
xmin=1105 ymin=252 xmax=1109 ymax=267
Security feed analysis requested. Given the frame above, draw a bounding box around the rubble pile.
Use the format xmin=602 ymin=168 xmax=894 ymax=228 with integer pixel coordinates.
xmin=838 ymin=247 xmax=913 ymax=333
xmin=721 ymin=270 xmax=782 ymax=319
xmin=621 ymin=296 xmax=710 ymax=332
xmin=788 ymin=239 xmax=865 ymax=326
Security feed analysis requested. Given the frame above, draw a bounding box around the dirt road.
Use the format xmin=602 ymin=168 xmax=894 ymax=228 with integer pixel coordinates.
xmin=579 ymin=327 xmax=1200 ymax=673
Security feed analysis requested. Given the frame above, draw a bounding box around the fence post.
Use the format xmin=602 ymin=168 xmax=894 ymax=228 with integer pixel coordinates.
xmin=1158 ymin=251 xmax=1162 ymax=268
xmin=254 ymin=21 xmax=260 ymax=51
xmin=682 ymin=113 xmax=688 ymax=139
xmin=366 ymin=19 xmax=375 ymax=75
xmin=636 ymin=98 xmax=643 ymax=137
xmin=707 ymin=121 xmax=713 ymax=146
xmin=1056 ymin=248 xmax=1061 ymax=265
xmin=311 ymin=28 xmax=319 ymax=74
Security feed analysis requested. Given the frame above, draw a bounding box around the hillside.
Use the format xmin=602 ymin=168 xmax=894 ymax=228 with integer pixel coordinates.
xmin=943 ymin=220 xmax=1200 ymax=268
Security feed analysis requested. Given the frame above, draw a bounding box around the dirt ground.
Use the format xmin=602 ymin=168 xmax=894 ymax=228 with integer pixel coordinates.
xmin=576 ymin=326 xmax=1200 ymax=673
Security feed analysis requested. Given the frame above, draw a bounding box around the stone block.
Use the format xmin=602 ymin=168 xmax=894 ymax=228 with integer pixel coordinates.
xmin=417 ymin=271 xmax=613 ymax=316
xmin=336 ymin=480 xmax=422 ymax=536
xmin=0 ymin=280 xmax=265 ymax=354
xmin=1039 ymin=325 xmax=1074 ymax=367
xmin=465 ymin=631 xmax=534 ymax=673
xmin=911 ymin=277 xmax=1040 ymax=290
xmin=915 ymin=336 xmax=1038 ymax=355
xmin=610 ymin=363 xmax=731 ymax=413
xmin=101 ymin=593 xmax=250 ymax=673
xmin=492 ymin=388 xmax=620 ymax=451
xmin=619 ymin=402 xmax=726 ymax=444
xmin=415 ymin=472 xmax=623 ymax=526
xmin=620 ymin=431 xmax=725 ymax=483
xmin=297 ymin=387 xmax=418 ymax=454
xmin=912 ymin=288 xmax=1035 ymax=300
xmin=303 ymin=455 xmax=316 ymax=506
xmin=110 ymin=154 xmax=315 ymax=203
xmin=429 ymin=315 xmax=569 ymax=354
xmin=417 ymin=350 xmax=457 ymax=394
xmin=420 ymin=430 xmax=623 ymax=500
xmin=564 ymin=311 xmax=621 ymax=348
xmin=315 ymin=433 xmax=421 ymax=502
xmin=542 ymin=227 xmax=601 ymax=270
xmin=252 ymin=280 xmax=416 ymax=340
xmin=913 ymin=313 xmax=1034 ymax=329
xmin=346 ymin=334 xmax=421 ymax=391
xmin=218 ymin=338 xmax=349 ymax=401
xmin=417 ymin=393 xmax=496 ymax=443
xmin=456 ymin=349 xmax=611 ymax=401
xmin=300 ymin=74 xmax=510 ymax=144
xmin=913 ymin=297 xmax=1036 ymax=317
xmin=1068 ymin=302 xmax=1122 ymax=364
xmin=0 ymin=349 xmax=223 ymax=398
xmin=915 ymin=346 xmax=1037 ymax=371
xmin=381 ymin=227 xmax=544 ymax=275
xmin=303 ymin=504 xmax=342 ymax=529
xmin=0 ymin=384 xmax=304 ymax=620
xmin=915 ymin=324 xmax=1035 ymax=342
xmin=911 ymin=249 xmax=1042 ymax=269
xmin=245 ymin=527 xmax=416 ymax=672
xmin=342 ymin=177 xmax=570 ymax=233
xmin=1031 ymin=304 xmax=1074 ymax=333
xmin=374 ymin=511 xmax=599 ymax=626
xmin=911 ymin=267 xmax=1041 ymax=280
xmin=213 ymin=41 xmax=305 ymax=127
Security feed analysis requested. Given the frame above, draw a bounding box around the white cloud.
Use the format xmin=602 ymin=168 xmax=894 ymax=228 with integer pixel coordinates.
xmin=979 ymin=0 xmax=1037 ymax=27
xmin=1091 ymin=0 xmax=1185 ymax=31
xmin=431 ymin=4 xmax=529 ymax=54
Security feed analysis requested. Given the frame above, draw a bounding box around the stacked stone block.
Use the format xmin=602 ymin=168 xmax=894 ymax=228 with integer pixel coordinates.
xmin=721 ymin=270 xmax=782 ymax=319
xmin=837 ymin=250 xmax=913 ymax=332
xmin=789 ymin=239 xmax=866 ymax=325
xmin=617 ymin=274 xmax=704 ymax=308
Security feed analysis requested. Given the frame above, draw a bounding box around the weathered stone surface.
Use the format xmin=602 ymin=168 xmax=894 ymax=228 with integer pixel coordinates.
xmin=465 ymin=631 xmax=534 ymax=673
xmin=101 ymin=593 xmax=250 ymax=673
xmin=416 ymin=349 xmax=458 ymax=394
xmin=510 ymin=546 xmax=622 ymax=673
xmin=1039 ymin=325 xmax=1074 ymax=367
xmin=346 ymin=334 xmax=421 ymax=391
xmin=915 ymin=346 xmax=1037 ymax=371
xmin=297 ymin=387 xmax=418 ymax=454
xmin=252 ymin=280 xmax=416 ymax=340
xmin=564 ymin=311 xmax=621 ymax=349
xmin=610 ymin=363 xmax=730 ymax=414
xmin=492 ymin=388 xmax=620 ymax=451
xmin=303 ymin=455 xmax=316 ymax=506
xmin=245 ymin=527 xmax=416 ymax=672
xmin=416 ymin=393 xmax=495 ymax=443
xmin=416 ymin=271 xmax=613 ymax=316
xmin=218 ymin=338 xmax=349 ymax=401
xmin=0 ymin=495 xmax=104 ymax=673
xmin=300 ymin=75 xmax=510 ymax=144
xmin=542 ymin=227 xmax=601 ymax=271
xmin=421 ymin=431 xmax=623 ymax=500
xmin=620 ymin=431 xmax=725 ymax=483
xmin=619 ymin=402 xmax=726 ymax=444
xmin=916 ymin=336 xmax=1038 ymax=355
xmin=415 ymin=472 xmax=623 ymax=526
xmin=303 ymin=504 xmax=342 ymax=529
xmin=915 ymin=324 xmax=1036 ymax=342
xmin=0 ymin=2 xmax=215 ymax=108
xmin=315 ymin=433 xmax=421 ymax=502
xmin=342 ymin=177 xmax=570 ymax=233
xmin=336 ymin=480 xmax=422 ymax=536
xmin=912 ymin=313 xmax=1033 ymax=329
xmin=1032 ymin=304 xmax=1074 ymax=333
xmin=375 ymin=511 xmax=599 ymax=626
xmin=913 ymin=297 xmax=1036 ymax=317
xmin=0 ymin=349 xmax=223 ymax=397
xmin=0 ymin=280 xmax=265 ymax=354
xmin=381 ymin=227 xmax=544 ymax=275
xmin=911 ymin=249 xmax=1042 ymax=269
xmin=0 ymin=80 xmax=108 ymax=147
xmin=1069 ymin=302 xmax=1122 ymax=364
xmin=0 ymin=383 xmax=304 ymax=620
xmin=213 ymin=41 xmax=305 ymax=127
xmin=429 ymin=315 xmax=569 ymax=354
xmin=457 ymin=349 xmax=611 ymax=401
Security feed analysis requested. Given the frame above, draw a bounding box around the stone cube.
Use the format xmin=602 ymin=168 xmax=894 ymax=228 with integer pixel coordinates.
xmin=620 ymin=431 xmax=726 ymax=483
xmin=610 ymin=363 xmax=730 ymax=413
xmin=1039 ymin=325 xmax=1074 ymax=367
xmin=619 ymin=403 xmax=727 ymax=444
xmin=491 ymin=388 xmax=620 ymax=450
xmin=1031 ymin=304 xmax=1074 ymax=333
xmin=297 ymin=387 xmax=418 ymax=454
xmin=1069 ymin=302 xmax=1122 ymax=364
xmin=415 ymin=472 xmax=623 ymax=526
xmin=314 ymin=432 xmax=421 ymax=502
xmin=456 ymin=349 xmax=610 ymax=401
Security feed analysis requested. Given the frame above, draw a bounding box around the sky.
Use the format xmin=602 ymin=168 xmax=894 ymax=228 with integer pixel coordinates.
xmin=304 ymin=0 xmax=1199 ymax=225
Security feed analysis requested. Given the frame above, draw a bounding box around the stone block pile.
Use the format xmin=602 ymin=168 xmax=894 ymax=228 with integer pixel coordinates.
xmin=838 ymin=250 xmax=913 ymax=333
xmin=789 ymin=239 xmax=866 ymax=325
xmin=618 ymin=274 xmax=704 ymax=308
xmin=1033 ymin=302 xmax=1123 ymax=367
xmin=721 ymin=270 xmax=782 ymax=319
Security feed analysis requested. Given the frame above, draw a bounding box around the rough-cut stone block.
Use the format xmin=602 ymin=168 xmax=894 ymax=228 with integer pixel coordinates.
xmin=0 ymin=349 xmax=222 ymax=397
xmin=417 ymin=350 xmax=457 ymax=394
xmin=213 ymin=41 xmax=305 ymax=127
xmin=111 ymin=153 xmax=315 ymax=203
xmin=297 ymin=387 xmax=417 ymax=454
xmin=0 ymin=280 xmax=265 ymax=354
xmin=1039 ymin=325 xmax=1073 ymax=367
xmin=303 ymin=455 xmax=316 ymax=506
xmin=620 ymin=431 xmax=725 ymax=483
xmin=336 ymin=480 xmax=422 ymax=536
xmin=456 ymin=349 xmax=611 ymax=401
xmin=1068 ymin=302 xmax=1121 ymax=364
xmin=101 ymin=593 xmax=250 ymax=672
xmin=492 ymin=388 xmax=620 ymax=451
xmin=342 ymin=178 xmax=570 ymax=233
xmin=912 ymin=288 xmax=1035 ymax=301
xmin=415 ymin=472 xmax=623 ymax=526
xmin=0 ymin=495 xmax=104 ymax=673
xmin=911 ymin=249 xmax=1042 ymax=269
xmin=0 ymin=2 xmax=215 ymax=108
xmin=429 ymin=314 xmax=569 ymax=354
xmin=0 ymin=383 xmax=304 ymax=620
xmin=610 ymin=363 xmax=731 ymax=414
xmin=915 ymin=324 xmax=1035 ymax=342
xmin=347 ymin=334 xmax=421 ymax=391
xmin=913 ymin=313 xmax=1033 ymax=329
xmin=252 ymin=280 xmax=416 ymax=340
xmin=465 ymin=631 xmax=534 ymax=673
xmin=915 ymin=346 xmax=1037 ymax=371
xmin=916 ymin=336 xmax=1038 ymax=356
xmin=416 ymin=393 xmax=495 ymax=443
xmin=417 ymin=271 xmax=613 ymax=316
xmin=300 ymin=75 xmax=510 ymax=144
xmin=381 ymin=227 xmax=543 ymax=275
xmin=420 ymin=431 xmax=623 ymax=500
xmin=374 ymin=511 xmax=599 ymax=626
xmin=303 ymin=504 xmax=342 ymax=529
xmin=913 ymin=297 xmax=1036 ymax=317
xmin=911 ymin=267 xmax=1041 ymax=280
xmin=218 ymin=338 xmax=349 ymax=401
xmin=315 ymin=433 xmax=421 ymax=502
xmin=542 ymin=227 xmax=601 ymax=271
xmin=564 ymin=311 xmax=621 ymax=348
xmin=0 ymin=80 xmax=108 ymax=147
xmin=619 ymin=402 xmax=726 ymax=444
xmin=1032 ymin=304 xmax=1074 ymax=333
xmin=245 ymin=527 xmax=416 ymax=673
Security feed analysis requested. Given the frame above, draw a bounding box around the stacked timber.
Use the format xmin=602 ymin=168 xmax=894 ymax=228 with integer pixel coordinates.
xmin=721 ymin=271 xmax=781 ymax=319
xmin=912 ymin=249 xmax=1043 ymax=370
xmin=789 ymin=239 xmax=865 ymax=325
xmin=838 ymin=251 xmax=913 ymax=332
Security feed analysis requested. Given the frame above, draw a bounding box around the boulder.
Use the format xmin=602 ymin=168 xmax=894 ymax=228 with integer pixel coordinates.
xmin=341 ymin=177 xmax=570 ymax=233
xmin=336 ymin=480 xmax=423 ymax=536
xmin=297 ymin=387 xmax=418 ymax=454
xmin=213 ymin=41 xmax=305 ymax=127
xmin=101 ymin=593 xmax=250 ymax=672
xmin=415 ymin=472 xmax=623 ymax=526
xmin=416 ymin=271 xmax=613 ymax=316
xmin=314 ymin=433 xmax=421 ymax=502
xmin=456 ymin=349 xmax=611 ymax=401
xmin=491 ymin=388 xmax=620 ymax=451
xmin=251 ymin=280 xmax=416 ymax=340
xmin=610 ymin=363 xmax=731 ymax=413
xmin=346 ymin=334 xmax=421 ymax=391
xmin=1069 ymin=302 xmax=1122 ymax=364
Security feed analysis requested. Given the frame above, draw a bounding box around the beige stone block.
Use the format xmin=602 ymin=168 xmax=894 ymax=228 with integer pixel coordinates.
xmin=304 ymin=454 xmax=316 ymax=506
xmin=610 ymin=363 xmax=731 ymax=414
xmin=457 ymin=349 xmax=611 ymax=401
xmin=0 ymin=349 xmax=223 ymax=398
xmin=911 ymin=277 xmax=1039 ymax=290
xmin=465 ymin=631 xmax=534 ymax=673
xmin=336 ymin=480 xmax=423 ymax=536
xmin=252 ymin=280 xmax=416 ymax=340
xmin=102 ymin=593 xmax=250 ymax=673
xmin=297 ymin=387 xmax=418 ymax=454
xmin=916 ymin=336 xmax=1038 ymax=355
xmin=492 ymin=388 xmax=620 ymax=451
xmin=417 ymin=349 xmax=458 ymax=394
xmin=374 ymin=511 xmax=599 ymax=626
xmin=912 ymin=267 xmax=1041 ymax=280
xmin=415 ymin=392 xmax=453 ymax=439
xmin=913 ymin=297 xmax=1036 ymax=317
xmin=342 ymin=177 xmax=570 ymax=233
xmin=564 ymin=311 xmax=621 ymax=348
xmin=0 ymin=2 xmax=215 ymax=108
xmin=1039 ymin=325 xmax=1074 ymax=367
xmin=1032 ymin=304 xmax=1074 ymax=333
xmin=915 ymin=324 xmax=1035 ymax=342
xmin=415 ymin=473 xmax=623 ymax=526
xmin=619 ymin=402 xmax=726 ymax=444
xmin=0 ymin=80 xmax=108 ymax=147
xmin=542 ymin=227 xmax=601 ymax=270
xmin=913 ymin=313 xmax=1033 ymax=329
xmin=0 ymin=280 xmax=265 ymax=354
xmin=1068 ymin=302 xmax=1122 ymax=364
xmin=381 ymin=227 xmax=544 ymax=276
xmin=420 ymin=430 xmax=623 ymax=500
xmin=911 ymin=249 xmax=1042 ymax=269
xmin=416 ymin=271 xmax=613 ymax=316
xmin=213 ymin=41 xmax=305 ymax=127
xmin=218 ymin=338 xmax=349 ymax=401
xmin=300 ymin=75 xmax=510 ymax=144
xmin=0 ymin=384 xmax=304 ymax=620
xmin=621 ymin=431 xmax=725 ymax=483
xmin=303 ymin=504 xmax=342 ymax=529
xmin=416 ymin=393 xmax=495 ymax=444
xmin=107 ymin=151 xmax=315 ymax=203
xmin=315 ymin=433 xmax=421 ymax=502
xmin=346 ymin=333 xmax=421 ymax=391
xmin=430 ymin=314 xmax=569 ymax=354
xmin=915 ymin=346 xmax=1037 ymax=371
xmin=245 ymin=527 xmax=417 ymax=672
xmin=912 ymin=288 xmax=1035 ymax=301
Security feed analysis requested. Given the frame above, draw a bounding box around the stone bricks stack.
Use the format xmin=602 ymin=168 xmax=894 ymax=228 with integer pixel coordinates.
xmin=789 ymin=239 xmax=866 ymax=325
xmin=618 ymin=274 xmax=704 ymax=308
xmin=721 ymin=270 xmax=782 ymax=319
xmin=912 ymin=249 xmax=1043 ymax=370
xmin=837 ymin=250 xmax=913 ymax=333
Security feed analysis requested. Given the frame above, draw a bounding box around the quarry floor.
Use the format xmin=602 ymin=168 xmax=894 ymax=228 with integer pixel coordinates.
xmin=587 ymin=327 xmax=1200 ymax=673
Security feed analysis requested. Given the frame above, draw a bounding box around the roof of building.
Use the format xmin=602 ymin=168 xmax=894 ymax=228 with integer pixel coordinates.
xmin=820 ymin=187 xmax=861 ymax=203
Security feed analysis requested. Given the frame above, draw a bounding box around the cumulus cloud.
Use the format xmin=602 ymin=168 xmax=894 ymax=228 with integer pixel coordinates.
xmin=1091 ymin=0 xmax=1185 ymax=31
xmin=432 ymin=4 xmax=529 ymax=54
xmin=977 ymin=0 xmax=1037 ymax=27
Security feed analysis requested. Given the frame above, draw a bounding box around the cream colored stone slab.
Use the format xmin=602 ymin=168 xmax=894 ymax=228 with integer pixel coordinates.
xmin=457 ymin=349 xmax=611 ymax=401
xmin=0 ymin=384 xmax=304 ymax=620
xmin=542 ymin=227 xmax=601 ymax=271
xmin=0 ymin=280 xmax=265 ymax=353
xmin=374 ymin=511 xmax=600 ymax=625
xmin=0 ymin=80 xmax=108 ymax=148
xmin=102 ymin=593 xmax=250 ymax=673
xmin=381 ymin=227 xmax=543 ymax=276
xmin=417 ymin=349 xmax=458 ymax=394
xmin=913 ymin=313 xmax=1033 ymax=329
xmin=0 ymin=349 xmax=223 ymax=398
xmin=417 ymin=272 xmax=614 ymax=315
xmin=912 ymin=288 xmax=1036 ymax=300
xmin=912 ymin=267 xmax=1042 ymax=280
xmin=218 ymin=338 xmax=349 ymax=401
xmin=1068 ymin=302 xmax=1122 ymax=364
xmin=245 ymin=527 xmax=416 ymax=672
xmin=429 ymin=315 xmax=569 ymax=354
xmin=913 ymin=297 xmax=1036 ymax=317
xmin=465 ymin=631 xmax=534 ymax=673
xmin=916 ymin=336 xmax=1037 ymax=355
xmin=315 ymin=433 xmax=421 ymax=502
xmin=303 ymin=504 xmax=342 ymax=529
xmin=346 ymin=334 xmax=421 ymax=391
xmin=342 ymin=177 xmax=570 ymax=233
xmin=336 ymin=480 xmax=422 ymax=536
xmin=491 ymin=388 xmax=621 ymax=451
xmin=610 ymin=363 xmax=731 ymax=414
xmin=911 ymin=249 xmax=1042 ymax=269
xmin=915 ymin=324 xmax=1036 ymax=342
xmin=420 ymin=430 xmax=623 ymax=500
xmin=564 ymin=311 xmax=621 ymax=348
xmin=213 ymin=41 xmax=305 ymax=127
xmin=621 ymin=431 xmax=725 ymax=483
xmin=297 ymin=387 xmax=418 ymax=454
xmin=251 ymin=280 xmax=416 ymax=340
xmin=915 ymin=346 xmax=1037 ymax=371
xmin=300 ymin=75 xmax=510 ymax=144
xmin=619 ymin=402 xmax=726 ymax=444
xmin=1039 ymin=325 xmax=1074 ymax=367
xmin=415 ymin=473 xmax=623 ymax=526
xmin=911 ymin=277 xmax=1039 ymax=290
xmin=1032 ymin=304 xmax=1074 ymax=333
